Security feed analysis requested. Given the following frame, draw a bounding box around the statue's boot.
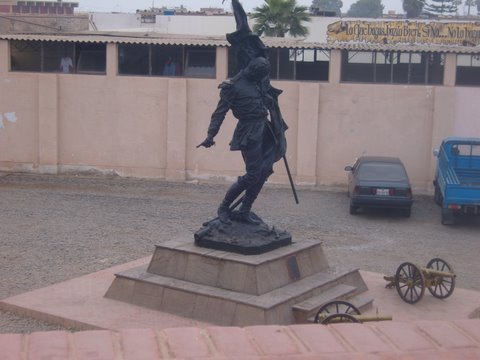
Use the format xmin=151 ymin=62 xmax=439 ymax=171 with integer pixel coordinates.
xmin=217 ymin=181 xmax=245 ymax=225
xmin=236 ymin=205 xmax=261 ymax=225
xmin=237 ymin=181 xmax=264 ymax=225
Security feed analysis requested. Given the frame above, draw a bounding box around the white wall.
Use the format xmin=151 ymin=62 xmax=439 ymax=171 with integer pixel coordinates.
xmin=89 ymin=13 xmax=336 ymax=42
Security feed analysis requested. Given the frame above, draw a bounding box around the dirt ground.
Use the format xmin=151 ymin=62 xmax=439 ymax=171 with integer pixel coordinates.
xmin=1 ymin=172 xmax=479 ymax=333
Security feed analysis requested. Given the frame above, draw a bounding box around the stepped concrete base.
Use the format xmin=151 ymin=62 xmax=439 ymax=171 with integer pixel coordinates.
xmin=105 ymin=238 xmax=373 ymax=326
xmin=146 ymin=238 xmax=329 ymax=295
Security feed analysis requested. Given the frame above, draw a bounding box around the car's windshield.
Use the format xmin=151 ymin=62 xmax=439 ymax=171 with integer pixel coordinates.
xmin=357 ymin=162 xmax=407 ymax=181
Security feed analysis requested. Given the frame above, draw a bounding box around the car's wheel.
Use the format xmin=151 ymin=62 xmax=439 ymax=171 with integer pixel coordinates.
xmin=402 ymin=207 xmax=411 ymax=218
xmin=349 ymin=204 xmax=357 ymax=215
xmin=434 ymin=184 xmax=443 ymax=206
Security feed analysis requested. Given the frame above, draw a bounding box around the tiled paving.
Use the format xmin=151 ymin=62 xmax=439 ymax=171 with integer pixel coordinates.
xmin=1 ymin=255 xmax=479 ymax=359
xmin=1 ymin=321 xmax=480 ymax=359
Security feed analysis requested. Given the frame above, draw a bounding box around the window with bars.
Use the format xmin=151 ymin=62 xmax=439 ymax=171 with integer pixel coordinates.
xmin=341 ymin=50 xmax=444 ymax=85
xmin=118 ymin=44 xmax=216 ymax=78
xmin=228 ymin=47 xmax=330 ymax=81
xmin=456 ymin=55 xmax=480 ymax=86
xmin=10 ymin=40 xmax=106 ymax=74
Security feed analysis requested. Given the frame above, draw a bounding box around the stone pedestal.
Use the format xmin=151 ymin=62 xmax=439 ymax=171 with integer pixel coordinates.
xmin=194 ymin=217 xmax=292 ymax=255
xmin=105 ymin=238 xmax=372 ymax=326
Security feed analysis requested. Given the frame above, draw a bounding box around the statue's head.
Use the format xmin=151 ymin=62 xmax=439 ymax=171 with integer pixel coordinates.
xmin=245 ymin=57 xmax=270 ymax=81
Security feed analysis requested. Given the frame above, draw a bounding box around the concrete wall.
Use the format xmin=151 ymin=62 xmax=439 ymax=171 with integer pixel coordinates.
xmin=89 ymin=13 xmax=233 ymax=34
xmin=1 ymin=40 xmax=480 ymax=190
xmin=0 ymin=14 xmax=88 ymax=32
xmin=88 ymin=13 xmax=146 ymax=32
xmin=89 ymin=13 xmax=332 ymax=42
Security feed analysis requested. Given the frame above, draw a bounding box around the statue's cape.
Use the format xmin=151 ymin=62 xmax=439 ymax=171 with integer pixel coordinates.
xmin=266 ymin=85 xmax=288 ymax=162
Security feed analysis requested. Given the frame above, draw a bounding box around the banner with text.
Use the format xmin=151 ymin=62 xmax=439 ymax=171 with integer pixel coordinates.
xmin=327 ymin=21 xmax=480 ymax=46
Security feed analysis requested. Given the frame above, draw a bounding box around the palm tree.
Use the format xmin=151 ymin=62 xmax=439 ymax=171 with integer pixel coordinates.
xmin=402 ymin=0 xmax=426 ymax=18
xmin=251 ymin=0 xmax=310 ymax=38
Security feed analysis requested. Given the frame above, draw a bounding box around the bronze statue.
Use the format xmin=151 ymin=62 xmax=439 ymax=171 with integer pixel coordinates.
xmin=198 ymin=0 xmax=293 ymax=226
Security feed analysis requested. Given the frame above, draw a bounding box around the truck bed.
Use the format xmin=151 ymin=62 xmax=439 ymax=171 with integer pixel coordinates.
xmin=439 ymin=146 xmax=480 ymax=187
xmin=440 ymin=166 xmax=480 ymax=205
xmin=435 ymin=138 xmax=480 ymax=222
xmin=455 ymin=168 xmax=480 ymax=186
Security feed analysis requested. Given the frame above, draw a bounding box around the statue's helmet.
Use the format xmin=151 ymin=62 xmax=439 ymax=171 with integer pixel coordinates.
xmin=245 ymin=57 xmax=270 ymax=80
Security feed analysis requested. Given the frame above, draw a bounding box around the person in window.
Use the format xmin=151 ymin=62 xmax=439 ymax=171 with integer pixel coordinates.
xmin=59 ymin=55 xmax=73 ymax=73
xmin=163 ymin=56 xmax=176 ymax=76
xmin=452 ymin=145 xmax=460 ymax=156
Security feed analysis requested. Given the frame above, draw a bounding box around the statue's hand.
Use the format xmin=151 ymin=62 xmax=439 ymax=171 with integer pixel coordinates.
xmin=197 ymin=135 xmax=215 ymax=148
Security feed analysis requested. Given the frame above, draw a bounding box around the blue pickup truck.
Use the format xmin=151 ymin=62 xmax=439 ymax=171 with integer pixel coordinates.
xmin=433 ymin=137 xmax=480 ymax=225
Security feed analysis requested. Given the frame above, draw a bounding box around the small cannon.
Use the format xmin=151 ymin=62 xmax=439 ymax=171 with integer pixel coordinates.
xmin=314 ymin=300 xmax=392 ymax=324
xmin=384 ymin=258 xmax=456 ymax=304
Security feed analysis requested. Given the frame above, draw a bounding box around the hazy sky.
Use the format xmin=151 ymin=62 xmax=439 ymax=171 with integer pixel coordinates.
xmin=77 ymin=0 xmax=405 ymax=14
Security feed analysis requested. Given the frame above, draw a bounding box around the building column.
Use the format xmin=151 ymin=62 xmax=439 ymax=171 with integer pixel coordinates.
xmin=216 ymin=46 xmax=228 ymax=80
xmin=0 ymin=40 xmax=8 ymax=74
xmin=106 ymin=43 xmax=117 ymax=78
xmin=296 ymin=83 xmax=320 ymax=185
xmin=328 ymin=49 xmax=342 ymax=84
xmin=37 ymin=74 xmax=59 ymax=174
xmin=165 ymin=78 xmax=187 ymax=180
xmin=443 ymin=53 xmax=456 ymax=87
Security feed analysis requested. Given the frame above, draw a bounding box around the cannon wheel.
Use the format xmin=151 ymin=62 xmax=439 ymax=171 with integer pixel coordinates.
xmin=395 ymin=262 xmax=425 ymax=304
xmin=314 ymin=300 xmax=361 ymax=323
xmin=320 ymin=313 xmax=361 ymax=325
xmin=426 ymin=258 xmax=456 ymax=299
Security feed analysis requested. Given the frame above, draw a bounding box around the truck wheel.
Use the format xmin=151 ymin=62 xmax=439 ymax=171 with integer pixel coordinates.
xmin=434 ymin=185 xmax=443 ymax=206
xmin=441 ymin=208 xmax=455 ymax=225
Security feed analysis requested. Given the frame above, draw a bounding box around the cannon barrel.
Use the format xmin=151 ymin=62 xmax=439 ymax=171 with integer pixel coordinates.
xmin=421 ymin=267 xmax=456 ymax=278
xmin=316 ymin=314 xmax=393 ymax=323
xmin=356 ymin=315 xmax=393 ymax=322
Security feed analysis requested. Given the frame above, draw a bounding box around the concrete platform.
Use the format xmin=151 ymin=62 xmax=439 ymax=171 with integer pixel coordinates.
xmin=105 ymin=239 xmax=371 ymax=326
xmin=0 ymin=256 xmax=479 ymax=331
xmin=0 ymin=257 xmax=206 ymax=331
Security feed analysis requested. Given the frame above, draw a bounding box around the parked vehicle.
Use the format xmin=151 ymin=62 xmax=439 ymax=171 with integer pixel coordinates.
xmin=433 ymin=137 xmax=480 ymax=225
xmin=345 ymin=156 xmax=413 ymax=217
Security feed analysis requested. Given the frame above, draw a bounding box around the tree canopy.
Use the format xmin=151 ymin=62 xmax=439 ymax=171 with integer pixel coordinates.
xmin=402 ymin=0 xmax=426 ymax=18
xmin=346 ymin=0 xmax=384 ymax=18
xmin=310 ymin=0 xmax=343 ymax=16
xmin=251 ymin=0 xmax=310 ymax=38
xmin=464 ymin=0 xmax=475 ymax=15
